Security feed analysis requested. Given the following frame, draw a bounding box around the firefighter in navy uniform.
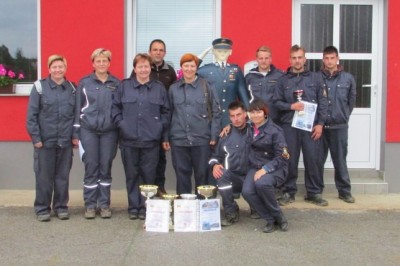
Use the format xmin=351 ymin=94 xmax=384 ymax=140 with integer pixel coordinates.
xmin=242 ymin=99 xmax=290 ymax=233
xmin=273 ymin=45 xmax=328 ymax=207
xmin=245 ymin=46 xmax=284 ymax=123
xmin=112 ymin=53 xmax=170 ymax=220
xmin=27 ymin=55 xmax=78 ymax=222
xmin=197 ymin=38 xmax=250 ymax=127
xmin=209 ymin=101 xmax=252 ymax=226
xmin=75 ymin=48 xmax=120 ymax=219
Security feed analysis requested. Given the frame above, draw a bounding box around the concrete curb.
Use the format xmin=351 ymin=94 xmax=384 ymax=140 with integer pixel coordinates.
xmin=1 ymin=189 xmax=399 ymax=211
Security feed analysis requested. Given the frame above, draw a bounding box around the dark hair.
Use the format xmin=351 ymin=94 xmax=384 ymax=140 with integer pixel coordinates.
xmin=323 ymin=45 xmax=339 ymax=56
xmin=133 ymin=53 xmax=152 ymax=68
xmin=149 ymin=39 xmax=166 ymax=51
xmin=290 ymin=44 xmax=306 ymax=54
xmin=248 ymin=99 xmax=269 ymax=116
xmin=228 ymin=101 xmax=246 ymax=111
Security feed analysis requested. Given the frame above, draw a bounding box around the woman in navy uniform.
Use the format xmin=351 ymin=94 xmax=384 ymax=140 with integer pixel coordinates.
xmin=27 ymin=55 xmax=78 ymax=221
xmin=165 ymin=53 xmax=221 ymax=195
xmin=75 ymin=48 xmax=120 ymax=219
xmin=242 ymin=99 xmax=290 ymax=233
xmin=112 ymin=53 xmax=170 ymax=220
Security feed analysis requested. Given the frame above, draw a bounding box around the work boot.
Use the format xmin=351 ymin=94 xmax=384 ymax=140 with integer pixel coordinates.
xmin=100 ymin=208 xmax=112 ymax=219
xmin=249 ymin=208 xmax=260 ymax=219
xmin=304 ymin=194 xmax=328 ymax=206
xmin=221 ymin=212 xmax=239 ymax=226
xmin=339 ymin=194 xmax=355 ymax=203
xmin=263 ymin=222 xmax=275 ymax=233
xmin=278 ymin=193 xmax=295 ymax=206
xmin=85 ymin=208 xmax=96 ymax=219
xmin=275 ymin=213 xmax=289 ymax=232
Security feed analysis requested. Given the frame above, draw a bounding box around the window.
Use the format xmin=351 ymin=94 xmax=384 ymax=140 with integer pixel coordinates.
xmin=0 ymin=0 xmax=38 ymax=83
xmin=126 ymin=0 xmax=220 ymax=75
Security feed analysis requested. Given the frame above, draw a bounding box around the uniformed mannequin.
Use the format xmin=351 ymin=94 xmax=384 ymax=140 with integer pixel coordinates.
xmin=197 ymin=38 xmax=250 ymax=126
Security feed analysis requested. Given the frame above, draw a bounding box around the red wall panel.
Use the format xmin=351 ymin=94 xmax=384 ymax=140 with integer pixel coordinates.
xmin=387 ymin=0 xmax=400 ymax=142
xmin=0 ymin=0 xmax=125 ymax=141
xmin=221 ymin=0 xmax=292 ymax=70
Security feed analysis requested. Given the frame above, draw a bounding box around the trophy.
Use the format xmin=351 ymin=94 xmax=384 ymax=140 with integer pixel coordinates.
xmin=139 ymin=184 xmax=158 ymax=200
xmin=162 ymin=193 xmax=179 ymax=230
xmin=180 ymin=194 xmax=197 ymax=200
xmin=293 ymin=89 xmax=305 ymax=115
xmin=197 ymin=185 xmax=217 ymax=199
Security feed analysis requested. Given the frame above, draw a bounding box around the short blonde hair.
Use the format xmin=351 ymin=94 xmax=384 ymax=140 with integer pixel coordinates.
xmin=91 ymin=48 xmax=112 ymax=62
xmin=256 ymin=46 xmax=272 ymax=56
xmin=48 ymin=54 xmax=67 ymax=68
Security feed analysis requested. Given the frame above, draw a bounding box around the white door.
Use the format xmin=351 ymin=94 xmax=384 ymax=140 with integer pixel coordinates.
xmin=293 ymin=0 xmax=384 ymax=169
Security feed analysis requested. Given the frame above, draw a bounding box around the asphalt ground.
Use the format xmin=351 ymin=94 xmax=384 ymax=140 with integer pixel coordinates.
xmin=1 ymin=191 xmax=400 ymax=265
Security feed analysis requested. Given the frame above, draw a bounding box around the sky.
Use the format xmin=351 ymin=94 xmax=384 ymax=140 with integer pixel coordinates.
xmin=0 ymin=0 xmax=37 ymax=58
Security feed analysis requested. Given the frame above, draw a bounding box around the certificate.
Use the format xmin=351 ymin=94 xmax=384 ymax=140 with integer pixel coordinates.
xmin=291 ymin=101 xmax=318 ymax=132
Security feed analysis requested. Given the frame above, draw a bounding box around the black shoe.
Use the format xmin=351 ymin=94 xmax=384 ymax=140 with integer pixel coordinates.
xmin=249 ymin=208 xmax=260 ymax=219
xmin=339 ymin=194 xmax=355 ymax=203
xmin=129 ymin=212 xmax=138 ymax=220
xmin=263 ymin=222 xmax=275 ymax=233
xmin=278 ymin=193 xmax=295 ymax=206
xmin=304 ymin=194 xmax=328 ymax=206
xmin=275 ymin=214 xmax=289 ymax=232
xmin=221 ymin=212 xmax=239 ymax=226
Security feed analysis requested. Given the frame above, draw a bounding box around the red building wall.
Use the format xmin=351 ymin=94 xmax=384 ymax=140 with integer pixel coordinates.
xmin=386 ymin=0 xmax=400 ymax=142
xmin=1 ymin=0 xmax=399 ymax=143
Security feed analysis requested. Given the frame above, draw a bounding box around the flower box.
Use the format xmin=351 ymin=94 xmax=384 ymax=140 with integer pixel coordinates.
xmin=0 ymin=84 xmax=16 ymax=94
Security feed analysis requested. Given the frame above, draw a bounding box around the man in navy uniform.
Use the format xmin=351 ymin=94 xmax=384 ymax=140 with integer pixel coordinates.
xmin=318 ymin=46 xmax=356 ymax=203
xmin=245 ymin=46 xmax=284 ymax=123
xmin=197 ymin=38 xmax=250 ymax=127
xmin=209 ymin=101 xmax=252 ymax=226
xmin=274 ymin=45 xmax=328 ymax=207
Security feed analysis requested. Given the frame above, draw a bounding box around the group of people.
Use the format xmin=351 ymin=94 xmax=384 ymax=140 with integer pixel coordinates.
xmin=26 ymin=37 xmax=356 ymax=234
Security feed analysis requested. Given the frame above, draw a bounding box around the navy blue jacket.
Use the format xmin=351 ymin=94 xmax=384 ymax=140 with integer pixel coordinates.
xmin=130 ymin=60 xmax=177 ymax=90
xmin=209 ymin=124 xmax=252 ymax=176
xmin=319 ymin=66 xmax=356 ymax=128
xmin=26 ymin=76 xmax=76 ymax=148
xmin=168 ymin=77 xmax=221 ymax=146
xmin=112 ymin=78 xmax=170 ymax=148
xmin=75 ymin=73 xmax=120 ymax=135
xmin=197 ymin=62 xmax=250 ymax=126
xmin=274 ymin=69 xmax=328 ymax=126
xmin=248 ymin=119 xmax=289 ymax=174
xmin=245 ymin=65 xmax=284 ymax=122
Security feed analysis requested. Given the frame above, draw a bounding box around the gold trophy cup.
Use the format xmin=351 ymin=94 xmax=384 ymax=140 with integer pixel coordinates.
xmin=162 ymin=193 xmax=179 ymax=230
xmin=139 ymin=184 xmax=158 ymax=200
xmin=197 ymin=185 xmax=217 ymax=199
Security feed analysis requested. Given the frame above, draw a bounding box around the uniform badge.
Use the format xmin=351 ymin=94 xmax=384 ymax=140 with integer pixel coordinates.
xmin=229 ymin=74 xmax=235 ymax=81
xmin=282 ymin=147 xmax=290 ymax=160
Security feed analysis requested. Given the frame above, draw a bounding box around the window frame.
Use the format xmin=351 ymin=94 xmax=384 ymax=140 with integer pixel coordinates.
xmin=124 ymin=0 xmax=221 ymax=78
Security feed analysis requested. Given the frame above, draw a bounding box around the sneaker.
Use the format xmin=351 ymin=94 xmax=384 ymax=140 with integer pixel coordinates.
xmin=249 ymin=208 xmax=260 ymax=219
xmin=37 ymin=213 xmax=51 ymax=222
xmin=129 ymin=212 xmax=138 ymax=220
xmin=339 ymin=194 xmax=355 ymax=203
xmin=263 ymin=222 xmax=275 ymax=233
xmin=85 ymin=208 xmax=96 ymax=219
xmin=100 ymin=208 xmax=112 ymax=219
xmin=278 ymin=193 xmax=295 ymax=206
xmin=221 ymin=212 xmax=239 ymax=226
xmin=56 ymin=212 xmax=69 ymax=220
xmin=304 ymin=194 xmax=328 ymax=206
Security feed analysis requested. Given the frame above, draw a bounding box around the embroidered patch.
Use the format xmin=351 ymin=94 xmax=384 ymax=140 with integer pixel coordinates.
xmin=282 ymin=147 xmax=290 ymax=160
